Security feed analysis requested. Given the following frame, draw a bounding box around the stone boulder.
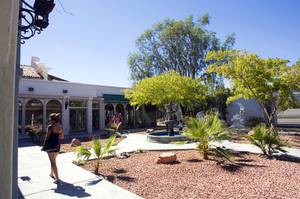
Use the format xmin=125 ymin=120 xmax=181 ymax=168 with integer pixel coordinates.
xmin=70 ymin=138 xmax=81 ymax=147
xmin=146 ymin=129 xmax=154 ymax=134
xmin=156 ymin=152 xmax=177 ymax=164
xmin=116 ymin=152 xmax=130 ymax=159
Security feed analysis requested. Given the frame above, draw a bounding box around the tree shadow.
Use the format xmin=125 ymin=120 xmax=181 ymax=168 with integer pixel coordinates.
xmin=113 ymin=168 xmax=127 ymax=174
xmin=53 ymin=180 xmax=91 ymax=198
xmin=116 ymin=175 xmax=136 ymax=182
xmin=275 ymin=154 xmax=300 ymax=163
xmin=104 ymin=175 xmax=116 ymax=183
xmin=221 ymin=162 xmax=266 ymax=172
xmin=19 ymin=176 xmax=31 ymax=182
xmin=186 ymin=158 xmax=202 ymax=163
xmin=159 ymin=161 xmax=181 ymax=165
xmin=85 ymin=178 xmax=103 ymax=186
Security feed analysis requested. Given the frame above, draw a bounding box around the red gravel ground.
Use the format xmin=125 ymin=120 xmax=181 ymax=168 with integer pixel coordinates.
xmin=81 ymin=150 xmax=300 ymax=199
xmin=232 ymin=132 xmax=300 ymax=149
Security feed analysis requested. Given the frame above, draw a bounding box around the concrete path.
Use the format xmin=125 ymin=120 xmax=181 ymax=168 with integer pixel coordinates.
xmin=18 ymin=146 xmax=142 ymax=199
xmin=115 ymin=134 xmax=300 ymax=159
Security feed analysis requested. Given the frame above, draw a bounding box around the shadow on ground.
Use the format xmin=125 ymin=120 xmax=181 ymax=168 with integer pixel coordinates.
xmin=53 ymin=180 xmax=91 ymax=198
xmin=105 ymin=175 xmax=136 ymax=183
xmin=186 ymin=158 xmax=203 ymax=163
xmin=275 ymin=154 xmax=300 ymax=163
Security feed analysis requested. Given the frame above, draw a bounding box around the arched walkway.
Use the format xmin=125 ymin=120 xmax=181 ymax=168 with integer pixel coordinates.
xmin=46 ymin=100 xmax=61 ymax=124
xmin=125 ymin=104 xmax=134 ymax=128
xmin=25 ymin=99 xmax=43 ymax=134
xmin=105 ymin=103 xmax=114 ymax=126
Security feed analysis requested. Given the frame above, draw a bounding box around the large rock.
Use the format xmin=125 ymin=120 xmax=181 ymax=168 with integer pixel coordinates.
xmin=70 ymin=138 xmax=81 ymax=147
xmin=156 ymin=152 xmax=177 ymax=164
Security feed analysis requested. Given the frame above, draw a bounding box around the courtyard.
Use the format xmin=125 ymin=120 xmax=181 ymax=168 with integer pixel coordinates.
xmin=19 ymin=129 xmax=300 ymax=199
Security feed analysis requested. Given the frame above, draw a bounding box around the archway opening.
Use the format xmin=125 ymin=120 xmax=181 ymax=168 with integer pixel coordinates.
xmin=105 ymin=103 xmax=114 ymax=126
xmin=46 ymin=100 xmax=61 ymax=124
xmin=25 ymin=99 xmax=43 ymax=135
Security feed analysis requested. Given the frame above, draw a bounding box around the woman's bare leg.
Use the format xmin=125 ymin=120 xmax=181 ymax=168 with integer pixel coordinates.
xmin=47 ymin=153 xmax=54 ymax=177
xmin=48 ymin=152 xmax=59 ymax=180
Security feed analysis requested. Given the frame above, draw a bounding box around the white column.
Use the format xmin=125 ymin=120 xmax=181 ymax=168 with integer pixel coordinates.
xmin=21 ymin=100 xmax=26 ymax=134
xmin=87 ymin=97 xmax=93 ymax=135
xmin=0 ymin=0 xmax=19 ymax=198
xmin=99 ymin=98 xmax=105 ymax=130
xmin=62 ymin=97 xmax=70 ymax=135
xmin=42 ymin=100 xmax=47 ymax=132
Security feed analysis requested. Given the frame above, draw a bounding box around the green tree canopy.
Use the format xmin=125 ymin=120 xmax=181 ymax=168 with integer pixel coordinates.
xmin=124 ymin=71 xmax=207 ymax=108
xmin=128 ymin=14 xmax=235 ymax=83
xmin=206 ymin=50 xmax=300 ymax=127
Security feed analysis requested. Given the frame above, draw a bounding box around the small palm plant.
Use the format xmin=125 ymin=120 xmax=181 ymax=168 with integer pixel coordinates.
xmin=246 ymin=124 xmax=288 ymax=158
xmin=75 ymin=135 xmax=116 ymax=174
xmin=183 ymin=113 xmax=233 ymax=162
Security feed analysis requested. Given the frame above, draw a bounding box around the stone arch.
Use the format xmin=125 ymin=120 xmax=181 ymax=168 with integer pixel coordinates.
xmin=125 ymin=104 xmax=134 ymax=128
xmin=105 ymin=103 xmax=114 ymax=126
xmin=46 ymin=100 xmax=62 ymax=124
xmin=116 ymin=103 xmax=124 ymax=116
xmin=25 ymin=99 xmax=43 ymax=134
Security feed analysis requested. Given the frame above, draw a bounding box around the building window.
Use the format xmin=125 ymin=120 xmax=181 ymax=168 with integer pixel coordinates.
xmin=92 ymin=101 xmax=100 ymax=130
xmin=69 ymin=100 xmax=87 ymax=132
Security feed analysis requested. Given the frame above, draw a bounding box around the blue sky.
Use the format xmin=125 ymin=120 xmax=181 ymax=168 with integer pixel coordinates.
xmin=21 ymin=0 xmax=300 ymax=87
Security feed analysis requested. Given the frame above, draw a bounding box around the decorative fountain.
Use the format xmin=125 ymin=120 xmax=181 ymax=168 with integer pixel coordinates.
xmin=147 ymin=103 xmax=188 ymax=143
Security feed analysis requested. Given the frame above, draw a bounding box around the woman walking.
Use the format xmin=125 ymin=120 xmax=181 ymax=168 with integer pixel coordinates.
xmin=42 ymin=113 xmax=64 ymax=183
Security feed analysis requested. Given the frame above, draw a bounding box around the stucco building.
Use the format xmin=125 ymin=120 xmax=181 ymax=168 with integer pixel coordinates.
xmin=18 ymin=57 xmax=156 ymax=138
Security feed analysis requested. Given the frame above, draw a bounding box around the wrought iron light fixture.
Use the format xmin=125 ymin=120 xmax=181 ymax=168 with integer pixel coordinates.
xmin=19 ymin=0 xmax=55 ymax=43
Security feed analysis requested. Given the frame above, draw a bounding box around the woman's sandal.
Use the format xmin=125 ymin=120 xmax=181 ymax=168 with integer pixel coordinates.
xmin=49 ymin=174 xmax=55 ymax=179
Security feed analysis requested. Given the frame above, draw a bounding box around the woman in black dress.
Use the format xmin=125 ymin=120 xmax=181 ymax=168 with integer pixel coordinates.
xmin=42 ymin=113 xmax=64 ymax=183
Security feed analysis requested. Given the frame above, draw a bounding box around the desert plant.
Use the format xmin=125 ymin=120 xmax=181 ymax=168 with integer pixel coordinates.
xmin=183 ymin=113 xmax=233 ymax=162
xmin=246 ymin=124 xmax=288 ymax=158
xmin=75 ymin=135 xmax=116 ymax=174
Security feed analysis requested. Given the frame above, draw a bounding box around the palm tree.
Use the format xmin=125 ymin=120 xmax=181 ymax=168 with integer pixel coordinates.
xmin=75 ymin=135 xmax=116 ymax=174
xmin=183 ymin=113 xmax=232 ymax=162
xmin=246 ymin=124 xmax=287 ymax=158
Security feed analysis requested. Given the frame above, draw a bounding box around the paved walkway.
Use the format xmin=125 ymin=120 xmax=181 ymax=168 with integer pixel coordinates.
xmin=18 ymin=145 xmax=142 ymax=199
xmin=115 ymin=134 xmax=300 ymax=159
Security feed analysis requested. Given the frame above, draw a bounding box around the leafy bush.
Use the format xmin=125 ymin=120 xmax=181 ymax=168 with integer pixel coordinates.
xmin=183 ymin=113 xmax=233 ymax=162
xmin=75 ymin=135 xmax=116 ymax=174
xmin=246 ymin=117 xmax=265 ymax=128
xmin=246 ymin=124 xmax=288 ymax=158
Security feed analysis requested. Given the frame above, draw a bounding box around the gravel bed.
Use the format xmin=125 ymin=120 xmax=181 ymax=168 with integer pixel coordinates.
xmin=231 ymin=132 xmax=300 ymax=149
xmin=81 ymin=150 xmax=300 ymax=199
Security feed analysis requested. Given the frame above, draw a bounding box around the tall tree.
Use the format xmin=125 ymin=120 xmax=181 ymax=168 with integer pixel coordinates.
xmin=128 ymin=14 xmax=235 ymax=83
xmin=124 ymin=71 xmax=206 ymax=109
xmin=206 ymin=50 xmax=300 ymax=128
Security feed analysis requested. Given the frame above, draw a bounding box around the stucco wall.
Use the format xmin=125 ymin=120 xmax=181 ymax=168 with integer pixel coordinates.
xmin=19 ymin=79 xmax=127 ymax=97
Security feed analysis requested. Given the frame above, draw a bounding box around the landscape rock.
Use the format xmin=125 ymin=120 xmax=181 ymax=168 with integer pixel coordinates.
xmin=70 ymin=138 xmax=81 ymax=147
xmin=156 ymin=152 xmax=177 ymax=164
xmin=146 ymin=129 xmax=154 ymax=134
xmin=116 ymin=152 xmax=130 ymax=159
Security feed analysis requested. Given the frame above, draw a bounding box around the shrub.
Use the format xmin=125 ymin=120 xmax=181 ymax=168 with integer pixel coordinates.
xmin=75 ymin=135 xmax=116 ymax=174
xmin=246 ymin=124 xmax=288 ymax=158
xmin=183 ymin=113 xmax=233 ymax=162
